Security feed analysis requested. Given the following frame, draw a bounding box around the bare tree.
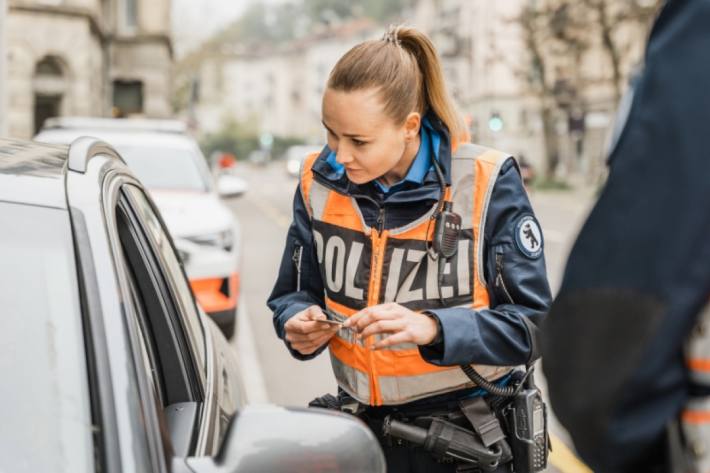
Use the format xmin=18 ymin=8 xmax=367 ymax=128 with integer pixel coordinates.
xmin=578 ymin=0 xmax=662 ymax=104
xmin=516 ymin=0 xmax=661 ymax=180
xmin=517 ymin=1 xmax=589 ymax=180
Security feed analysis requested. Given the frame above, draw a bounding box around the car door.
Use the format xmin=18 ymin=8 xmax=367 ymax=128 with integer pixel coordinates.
xmin=112 ymin=179 xmax=244 ymax=456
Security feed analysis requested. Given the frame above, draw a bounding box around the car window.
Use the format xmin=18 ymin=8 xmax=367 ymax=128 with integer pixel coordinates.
xmin=116 ymin=199 xmax=199 ymax=404
xmin=115 ymin=144 xmax=210 ymax=192
xmin=122 ymin=184 xmax=207 ymax=376
xmin=126 ymin=261 xmax=166 ymax=408
xmin=115 ymin=198 xmax=201 ymax=460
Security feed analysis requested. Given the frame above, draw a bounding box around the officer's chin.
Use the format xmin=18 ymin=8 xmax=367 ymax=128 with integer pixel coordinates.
xmin=345 ymin=168 xmax=371 ymax=184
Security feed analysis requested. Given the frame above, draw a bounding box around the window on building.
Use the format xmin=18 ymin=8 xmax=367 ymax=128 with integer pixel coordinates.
xmin=124 ymin=0 xmax=138 ymax=30
xmin=113 ymin=80 xmax=144 ymax=117
xmin=35 ymin=58 xmax=63 ymax=77
xmin=33 ymin=56 xmax=66 ymax=134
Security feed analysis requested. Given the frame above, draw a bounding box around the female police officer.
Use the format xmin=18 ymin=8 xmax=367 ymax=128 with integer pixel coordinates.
xmin=268 ymin=25 xmax=551 ymax=472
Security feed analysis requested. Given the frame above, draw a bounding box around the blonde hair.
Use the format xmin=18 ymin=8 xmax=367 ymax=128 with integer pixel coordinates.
xmin=327 ymin=25 xmax=467 ymax=145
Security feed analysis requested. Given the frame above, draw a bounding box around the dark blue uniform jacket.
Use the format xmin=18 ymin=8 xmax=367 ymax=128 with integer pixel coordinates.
xmin=268 ymin=117 xmax=551 ymax=380
xmin=542 ymin=1 xmax=710 ymax=471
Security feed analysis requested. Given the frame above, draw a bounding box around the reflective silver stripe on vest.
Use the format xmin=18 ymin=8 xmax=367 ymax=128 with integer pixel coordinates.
xmin=308 ymin=180 xmax=330 ymax=220
xmin=330 ymin=351 xmax=370 ymax=404
xmin=451 ymin=144 xmax=510 ymax=286
xmin=687 ymin=301 xmax=710 ymax=385
xmin=328 ymin=310 xmax=364 ymax=347
xmin=378 ymin=365 xmax=512 ymax=405
xmin=451 ymin=143 xmax=488 ymax=230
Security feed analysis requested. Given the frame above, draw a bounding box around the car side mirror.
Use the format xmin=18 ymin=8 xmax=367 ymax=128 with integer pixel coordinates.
xmin=217 ymin=174 xmax=248 ymax=198
xmin=173 ymin=405 xmax=385 ymax=473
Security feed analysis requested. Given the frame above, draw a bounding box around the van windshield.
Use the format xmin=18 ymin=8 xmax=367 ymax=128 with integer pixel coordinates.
xmin=116 ymin=145 xmax=210 ymax=192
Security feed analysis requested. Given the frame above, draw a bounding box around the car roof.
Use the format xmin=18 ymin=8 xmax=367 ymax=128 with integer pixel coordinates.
xmin=43 ymin=116 xmax=187 ymax=134
xmin=35 ymin=128 xmax=199 ymax=150
xmin=0 ymin=139 xmax=70 ymax=209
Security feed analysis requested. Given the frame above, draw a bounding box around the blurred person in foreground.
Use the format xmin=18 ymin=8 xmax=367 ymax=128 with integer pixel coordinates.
xmin=268 ymin=25 xmax=551 ymax=472
xmin=542 ymin=1 xmax=710 ymax=472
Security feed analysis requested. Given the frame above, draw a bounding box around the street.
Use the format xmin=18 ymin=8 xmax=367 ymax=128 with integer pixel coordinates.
xmin=228 ymin=160 xmax=597 ymax=472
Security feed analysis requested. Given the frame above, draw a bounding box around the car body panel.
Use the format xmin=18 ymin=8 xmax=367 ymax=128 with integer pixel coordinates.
xmin=0 ymin=137 xmax=385 ymax=473
xmin=0 ymin=201 xmax=94 ymax=473
xmin=0 ymin=139 xmax=69 ymax=208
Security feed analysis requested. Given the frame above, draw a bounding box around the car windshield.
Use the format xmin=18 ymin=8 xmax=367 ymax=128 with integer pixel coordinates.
xmin=0 ymin=202 xmax=94 ymax=473
xmin=116 ymin=145 xmax=210 ymax=192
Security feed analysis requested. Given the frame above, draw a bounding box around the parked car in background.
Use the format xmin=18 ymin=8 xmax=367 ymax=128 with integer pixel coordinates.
xmin=247 ymin=149 xmax=271 ymax=166
xmin=0 ymin=137 xmax=385 ymax=473
xmin=285 ymin=144 xmax=324 ymax=176
xmin=35 ymin=117 xmax=244 ymax=338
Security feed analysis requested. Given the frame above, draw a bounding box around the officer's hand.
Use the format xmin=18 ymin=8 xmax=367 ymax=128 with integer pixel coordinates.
xmin=284 ymin=305 xmax=340 ymax=355
xmin=344 ymin=303 xmax=439 ymax=349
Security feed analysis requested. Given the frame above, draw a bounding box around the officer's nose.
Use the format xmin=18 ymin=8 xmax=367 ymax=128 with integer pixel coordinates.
xmin=335 ymin=146 xmax=354 ymax=165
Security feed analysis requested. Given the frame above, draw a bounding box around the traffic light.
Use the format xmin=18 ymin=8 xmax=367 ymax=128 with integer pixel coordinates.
xmin=488 ymin=112 xmax=504 ymax=133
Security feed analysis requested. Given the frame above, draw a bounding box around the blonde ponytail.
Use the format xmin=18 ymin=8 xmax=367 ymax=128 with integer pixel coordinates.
xmin=327 ymin=25 xmax=467 ymax=146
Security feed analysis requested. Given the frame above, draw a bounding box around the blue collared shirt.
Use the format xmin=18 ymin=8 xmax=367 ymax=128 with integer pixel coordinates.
xmin=326 ymin=117 xmax=441 ymax=195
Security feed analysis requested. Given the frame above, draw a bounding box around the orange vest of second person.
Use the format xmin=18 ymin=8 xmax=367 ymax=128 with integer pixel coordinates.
xmin=681 ymin=298 xmax=710 ymax=470
xmin=300 ymin=143 xmax=515 ymax=406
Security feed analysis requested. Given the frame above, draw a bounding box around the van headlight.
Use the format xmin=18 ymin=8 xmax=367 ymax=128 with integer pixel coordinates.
xmin=186 ymin=229 xmax=233 ymax=252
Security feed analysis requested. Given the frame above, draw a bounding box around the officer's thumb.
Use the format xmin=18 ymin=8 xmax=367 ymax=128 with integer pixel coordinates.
xmin=307 ymin=306 xmax=326 ymax=321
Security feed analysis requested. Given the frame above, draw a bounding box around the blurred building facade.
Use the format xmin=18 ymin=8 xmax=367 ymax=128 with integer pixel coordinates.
xmin=183 ymin=19 xmax=377 ymax=146
xmin=4 ymin=0 xmax=172 ymax=139
xmin=415 ymin=0 xmax=651 ymax=181
xmin=180 ymin=0 xmax=652 ymax=178
xmin=414 ymin=0 xmax=547 ymax=169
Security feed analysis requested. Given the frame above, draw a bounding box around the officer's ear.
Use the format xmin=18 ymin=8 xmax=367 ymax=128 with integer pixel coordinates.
xmin=403 ymin=112 xmax=421 ymax=142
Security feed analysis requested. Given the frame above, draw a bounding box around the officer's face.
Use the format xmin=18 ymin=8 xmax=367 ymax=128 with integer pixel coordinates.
xmin=322 ymin=87 xmax=419 ymax=185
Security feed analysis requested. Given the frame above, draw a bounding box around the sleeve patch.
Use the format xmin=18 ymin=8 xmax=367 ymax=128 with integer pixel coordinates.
xmin=515 ymin=215 xmax=544 ymax=259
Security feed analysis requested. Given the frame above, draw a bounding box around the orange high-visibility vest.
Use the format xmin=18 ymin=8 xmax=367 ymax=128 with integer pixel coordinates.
xmin=300 ymin=143 xmax=514 ymax=406
xmin=681 ymin=299 xmax=710 ymax=468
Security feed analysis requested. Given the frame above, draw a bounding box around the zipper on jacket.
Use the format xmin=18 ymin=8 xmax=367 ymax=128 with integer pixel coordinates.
xmin=495 ymin=253 xmax=515 ymax=304
xmin=292 ymin=244 xmax=304 ymax=292
xmin=376 ymin=207 xmax=386 ymax=234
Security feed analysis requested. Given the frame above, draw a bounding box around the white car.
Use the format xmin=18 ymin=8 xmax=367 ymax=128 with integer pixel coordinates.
xmin=285 ymin=144 xmax=324 ymax=176
xmin=35 ymin=117 xmax=244 ymax=338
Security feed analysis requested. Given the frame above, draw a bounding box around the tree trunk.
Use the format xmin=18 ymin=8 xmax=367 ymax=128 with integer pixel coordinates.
xmin=595 ymin=0 xmax=623 ymax=104
xmin=541 ymin=105 xmax=560 ymax=180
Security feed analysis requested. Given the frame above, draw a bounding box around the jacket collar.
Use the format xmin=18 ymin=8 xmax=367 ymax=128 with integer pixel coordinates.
xmin=311 ymin=112 xmax=452 ymax=204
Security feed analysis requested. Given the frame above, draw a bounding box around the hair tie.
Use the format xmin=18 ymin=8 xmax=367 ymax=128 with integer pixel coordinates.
xmin=382 ymin=25 xmax=401 ymax=47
